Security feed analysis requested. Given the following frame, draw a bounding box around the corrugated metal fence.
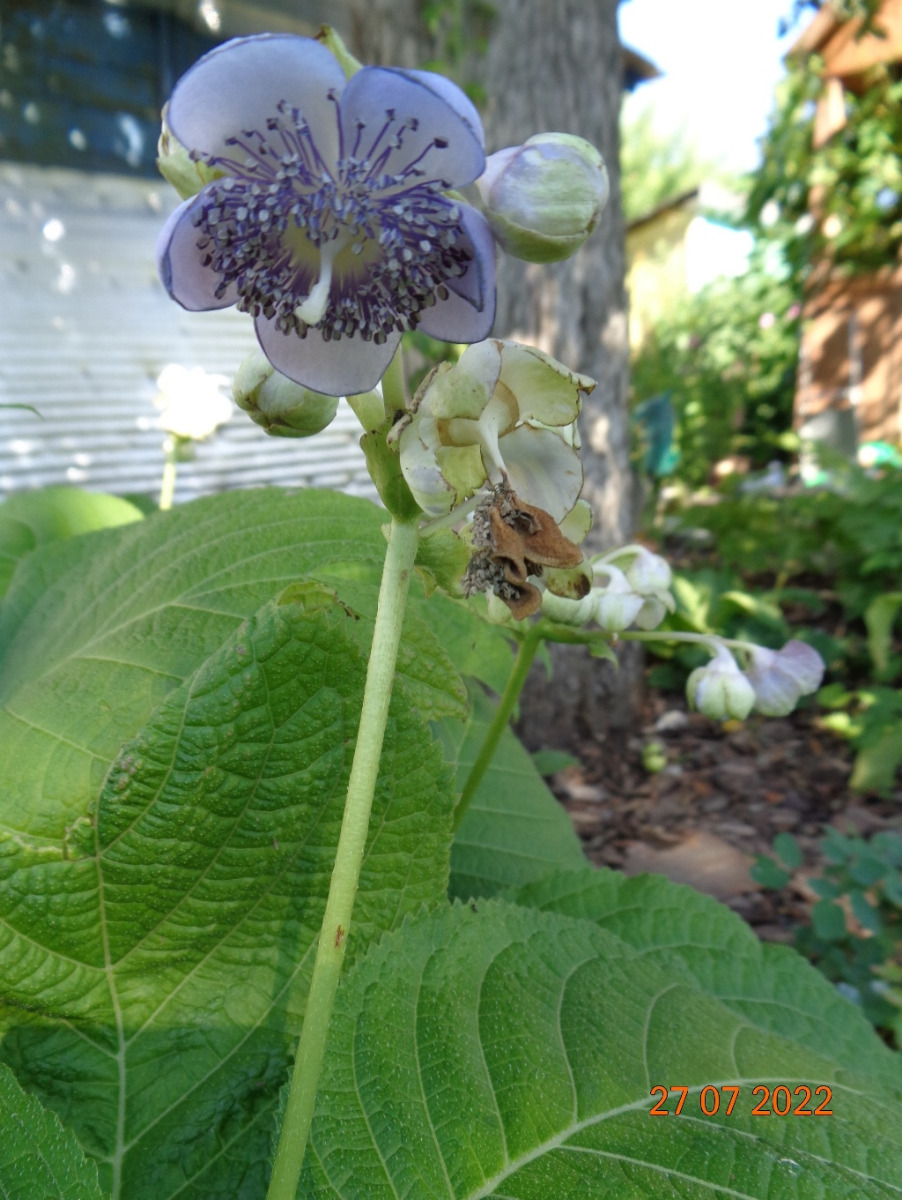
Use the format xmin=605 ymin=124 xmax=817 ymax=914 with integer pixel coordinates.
xmin=0 ymin=160 xmax=376 ymax=504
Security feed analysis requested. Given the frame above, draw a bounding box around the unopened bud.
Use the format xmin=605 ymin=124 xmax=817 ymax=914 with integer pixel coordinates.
xmin=687 ymin=647 xmax=755 ymax=721
xmin=233 ymin=349 xmax=339 ymax=438
xmin=476 ymin=133 xmax=609 ymax=263
xmin=157 ymin=105 xmax=224 ymax=200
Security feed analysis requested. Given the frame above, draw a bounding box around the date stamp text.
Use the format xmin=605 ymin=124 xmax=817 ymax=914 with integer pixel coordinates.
xmin=649 ymin=1084 xmax=833 ymax=1117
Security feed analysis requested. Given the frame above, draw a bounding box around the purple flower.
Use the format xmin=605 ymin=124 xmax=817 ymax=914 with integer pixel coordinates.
xmin=156 ymin=35 xmax=496 ymax=395
xmin=746 ymin=640 xmax=824 ymax=717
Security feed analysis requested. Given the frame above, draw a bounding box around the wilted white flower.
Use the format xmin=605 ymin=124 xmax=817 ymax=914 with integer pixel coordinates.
xmin=399 ymin=338 xmax=594 ymax=520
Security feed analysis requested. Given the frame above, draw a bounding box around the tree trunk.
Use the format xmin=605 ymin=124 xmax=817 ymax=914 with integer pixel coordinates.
xmin=345 ymin=0 xmax=639 ymax=751
xmin=471 ymin=0 xmax=639 ymax=751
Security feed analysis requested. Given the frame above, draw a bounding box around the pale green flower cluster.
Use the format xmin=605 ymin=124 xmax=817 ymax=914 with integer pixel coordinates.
xmin=397 ymin=339 xmax=594 ymax=523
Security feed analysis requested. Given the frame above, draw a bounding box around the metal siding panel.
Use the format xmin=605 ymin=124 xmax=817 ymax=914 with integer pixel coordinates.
xmin=0 ymin=162 xmax=377 ymax=505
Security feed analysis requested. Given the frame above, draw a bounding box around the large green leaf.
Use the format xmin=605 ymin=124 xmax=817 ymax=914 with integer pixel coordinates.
xmin=510 ymin=868 xmax=902 ymax=1094
xmin=0 ymin=489 xmax=463 ymax=845
xmin=439 ymin=688 xmax=588 ymax=900
xmin=0 ymin=486 xmax=143 ymax=601
xmin=311 ymin=564 xmax=468 ymax=721
xmin=302 ymin=901 xmax=902 ymax=1198
xmin=0 ymin=597 xmax=455 ymax=1199
xmin=0 ymin=1063 xmax=103 ymax=1200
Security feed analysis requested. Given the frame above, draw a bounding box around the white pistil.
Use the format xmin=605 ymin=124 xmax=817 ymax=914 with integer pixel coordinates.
xmin=294 ymin=233 xmax=350 ymax=326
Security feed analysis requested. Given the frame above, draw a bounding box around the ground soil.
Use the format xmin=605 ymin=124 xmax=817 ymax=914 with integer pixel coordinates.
xmin=550 ymin=686 xmax=902 ymax=944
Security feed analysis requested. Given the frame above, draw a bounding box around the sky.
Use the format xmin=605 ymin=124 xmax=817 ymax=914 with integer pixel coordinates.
xmin=617 ymin=0 xmax=812 ymax=287
xmin=618 ymin=0 xmax=805 ymax=174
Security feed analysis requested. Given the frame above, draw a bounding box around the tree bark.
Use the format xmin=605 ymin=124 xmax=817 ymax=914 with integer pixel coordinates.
xmin=471 ymin=0 xmax=639 ymax=750
xmin=474 ymin=0 xmax=632 ymax=550
xmin=345 ymin=0 xmax=639 ymax=750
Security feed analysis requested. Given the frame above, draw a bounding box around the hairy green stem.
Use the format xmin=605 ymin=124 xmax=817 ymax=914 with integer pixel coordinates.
xmin=159 ymin=438 xmax=179 ymax=511
xmin=619 ymin=629 xmax=755 ymax=654
xmin=452 ymin=625 xmax=543 ymax=834
xmin=266 ymin=515 xmax=420 ymax=1200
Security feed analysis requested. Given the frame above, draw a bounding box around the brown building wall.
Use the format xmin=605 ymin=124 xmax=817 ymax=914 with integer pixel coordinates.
xmin=796 ymin=261 xmax=902 ymax=445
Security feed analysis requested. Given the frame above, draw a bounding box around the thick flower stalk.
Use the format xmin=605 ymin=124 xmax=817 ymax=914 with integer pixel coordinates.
xmin=398 ymin=338 xmax=594 ymax=521
xmin=157 ymin=34 xmax=496 ymax=395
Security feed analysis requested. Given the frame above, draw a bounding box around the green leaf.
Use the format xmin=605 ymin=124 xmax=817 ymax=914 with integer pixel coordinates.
xmin=301 ymin=900 xmax=902 ymax=1199
xmin=850 ymin=889 xmax=883 ymax=936
xmin=0 ymin=490 xmax=444 ymax=844
xmin=809 ymin=876 xmax=842 ymax=900
xmin=0 ymin=485 xmax=143 ymax=600
xmin=773 ymin=830 xmax=803 ymax=870
xmin=509 ymin=869 xmax=902 ymax=1092
xmin=850 ymin=719 xmax=902 ymax=796
xmin=0 ymin=1063 xmax=103 ymax=1199
xmin=313 ymin=562 xmax=468 ymax=721
xmin=812 ymin=898 xmax=848 ymax=942
xmin=424 ymin=592 xmax=516 ymax=697
xmin=750 ymin=855 xmax=791 ymax=890
xmin=438 ymin=688 xmax=588 ymax=899
xmin=530 ymin=749 xmax=580 ymax=775
xmin=0 ymin=597 xmax=455 ymax=1199
xmin=864 ymin=591 xmax=902 ymax=675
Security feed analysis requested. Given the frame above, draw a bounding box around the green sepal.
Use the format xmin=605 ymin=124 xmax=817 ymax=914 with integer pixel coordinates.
xmin=360 ymin=427 xmax=423 ymax=521
xmin=414 ymin=528 xmax=470 ymax=597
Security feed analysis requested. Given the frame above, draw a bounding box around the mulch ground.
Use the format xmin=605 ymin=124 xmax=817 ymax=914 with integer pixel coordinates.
xmin=550 ymin=687 xmax=902 ymax=943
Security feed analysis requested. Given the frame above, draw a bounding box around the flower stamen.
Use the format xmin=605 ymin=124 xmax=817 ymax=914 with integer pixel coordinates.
xmin=190 ymin=100 xmax=472 ymax=345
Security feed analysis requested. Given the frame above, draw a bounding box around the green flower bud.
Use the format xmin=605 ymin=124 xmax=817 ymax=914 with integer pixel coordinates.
xmin=687 ymin=647 xmax=755 ymax=721
xmin=233 ymin=349 xmax=339 ymax=438
xmin=156 ymin=104 xmax=224 ymax=200
xmin=476 ymin=133 xmax=609 ymax=263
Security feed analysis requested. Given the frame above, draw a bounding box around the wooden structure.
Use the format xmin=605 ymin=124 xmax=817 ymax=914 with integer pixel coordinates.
xmin=791 ymin=0 xmax=902 ymax=448
xmin=625 ymin=189 xmax=699 ymax=350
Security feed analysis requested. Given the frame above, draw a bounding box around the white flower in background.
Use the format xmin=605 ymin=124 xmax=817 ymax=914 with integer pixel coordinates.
xmin=539 ymin=545 xmax=675 ymax=633
xmin=154 ymin=363 xmax=232 ymax=440
xmin=398 ymin=338 xmax=594 ymax=520
xmin=600 ymin=546 xmax=674 ymax=630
